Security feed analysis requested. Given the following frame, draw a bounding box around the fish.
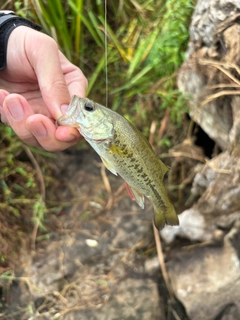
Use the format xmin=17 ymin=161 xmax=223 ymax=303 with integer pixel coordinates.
xmin=57 ymin=95 xmax=179 ymax=229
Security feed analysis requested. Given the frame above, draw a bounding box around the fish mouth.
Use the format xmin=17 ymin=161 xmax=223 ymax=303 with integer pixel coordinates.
xmin=87 ymin=137 xmax=108 ymax=144
xmin=57 ymin=114 xmax=81 ymax=128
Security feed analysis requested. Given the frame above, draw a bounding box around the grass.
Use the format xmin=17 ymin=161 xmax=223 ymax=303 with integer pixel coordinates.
xmin=27 ymin=0 xmax=194 ymax=143
xmin=0 ymin=125 xmax=53 ymax=265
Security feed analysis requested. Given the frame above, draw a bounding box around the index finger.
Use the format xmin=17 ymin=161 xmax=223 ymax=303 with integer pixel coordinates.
xmin=26 ymin=31 xmax=71 ymax=119
xmin=58 ymin=51 xmax=88 ymax=98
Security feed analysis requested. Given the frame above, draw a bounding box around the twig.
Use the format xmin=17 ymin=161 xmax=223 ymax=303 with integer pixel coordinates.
xmin=199 ymin=59 xmax=240 ymax=86
xmin=158 ymin=109 xmax=170 ymax=141
xmin=153 ymin=222 xmax=182 ymax=320
xmin=100 ymin=164 xmax=114 ymax=210
xmin=197 ymin=59 xmax=240 ymax=107
xmin=22 ymin=145 xmax=46 ymax=250
xmin=200 ymin=90 xmax=240 ymax=107
xmin=162 ymin=151 xmax=206 ymax=163
xmin=152 ymin=221 xmax=175 ymax=301
xmin=187 ymin=120 xmax=195 ymax=140
xmin=149 ymin=72 xmax=178 ymax=92
xmin=208 ymin=83 xmax=240 ymax=89
xmin=149 ymin=120 xmax=157 ymax=146
xmin=23 ymin=145 xmax=45 ymax=200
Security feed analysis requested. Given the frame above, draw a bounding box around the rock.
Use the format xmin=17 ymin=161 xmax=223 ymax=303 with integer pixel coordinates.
xmin=195 ymin=152 xmax=240 ymax=220
xmin=145 ymin=257 xmax=160 ymax=274
xmin=178 ymin=2 xmax=240 ymax=150
xmin=160 ymin=208 xmax=213 ymax=244
xmin=173 ymin=0 xmax=240 ymax=318
xmin=167 ymin=220 xmax=240 ymax=320
xmin=188 ymin=0 xmax=240 ymax=53
xmin=228 ymin=97 xmax=240 ymax=156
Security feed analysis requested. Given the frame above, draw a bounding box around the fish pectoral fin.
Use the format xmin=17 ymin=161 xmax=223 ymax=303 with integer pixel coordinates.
xmin=100 ymin=157 xmax=118 ymax=176
xmin=125 ymin=182 xmax=145 ymax=209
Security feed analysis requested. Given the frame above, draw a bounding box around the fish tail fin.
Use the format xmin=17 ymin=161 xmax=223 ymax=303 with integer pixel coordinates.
xmin=154 ymin=203 xmax=179 ymax=230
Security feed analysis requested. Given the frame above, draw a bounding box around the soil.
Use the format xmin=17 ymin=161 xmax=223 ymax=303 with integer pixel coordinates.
xmin=0 ymin=147 xmax=189 ymax=320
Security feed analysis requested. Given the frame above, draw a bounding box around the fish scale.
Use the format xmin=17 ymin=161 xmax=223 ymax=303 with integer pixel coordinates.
xmin=57 ymin=95 xmax=179 ymax=230
xmin=105 ymin=120 xmax=169 ymax=211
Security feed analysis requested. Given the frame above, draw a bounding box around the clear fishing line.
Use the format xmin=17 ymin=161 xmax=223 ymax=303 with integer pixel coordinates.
xmin=104 ymin=0 xmax=108 ymax=107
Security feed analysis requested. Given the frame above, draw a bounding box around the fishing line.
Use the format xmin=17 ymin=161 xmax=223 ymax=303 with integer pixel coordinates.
xmin=104 ymin=0 xmax=108 ymax=107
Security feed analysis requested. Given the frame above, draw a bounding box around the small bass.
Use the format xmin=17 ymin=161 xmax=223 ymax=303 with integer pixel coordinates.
xmin=57 ymin=96 xmax=179 ymax=229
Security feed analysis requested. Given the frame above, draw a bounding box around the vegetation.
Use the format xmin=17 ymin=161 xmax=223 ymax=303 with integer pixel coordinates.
xmin=0 ymin=0 xmax=194 ymax=268
xmin=27 ymin=0 xmax=193 ymax=135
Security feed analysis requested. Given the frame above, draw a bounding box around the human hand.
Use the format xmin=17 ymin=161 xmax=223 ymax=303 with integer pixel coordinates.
xmin=0 ymin=26 xmax=88 ymax=151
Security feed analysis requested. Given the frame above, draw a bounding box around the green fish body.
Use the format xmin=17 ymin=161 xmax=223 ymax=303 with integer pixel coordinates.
xmin=57 ymin=96 xmax=179 ymax=229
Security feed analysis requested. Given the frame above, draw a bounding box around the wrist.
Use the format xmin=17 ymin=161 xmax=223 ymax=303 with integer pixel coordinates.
xmin=0 ymin=11 xmax=42 ymax=70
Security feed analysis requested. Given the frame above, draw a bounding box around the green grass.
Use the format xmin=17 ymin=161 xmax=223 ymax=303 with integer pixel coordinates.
xmin=26 ymin=0 xmax=194 ymax=141
xmin=0 ymin=125 xmax=51 ymax=263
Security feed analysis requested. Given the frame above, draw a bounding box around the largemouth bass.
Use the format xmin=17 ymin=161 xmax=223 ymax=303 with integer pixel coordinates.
xmin=57 ymin=96 xmax=179 ymax=229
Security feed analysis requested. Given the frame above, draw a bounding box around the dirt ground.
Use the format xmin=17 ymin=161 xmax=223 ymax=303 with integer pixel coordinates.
xmin=0 ymin=146 xmax=190 ymax=320
xmin=1 ymin=111 xmax=240 ymax=320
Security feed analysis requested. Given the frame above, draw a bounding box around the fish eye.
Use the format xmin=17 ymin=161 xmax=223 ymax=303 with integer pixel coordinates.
xmin=84 ymin=102 xmax=95 ymax=112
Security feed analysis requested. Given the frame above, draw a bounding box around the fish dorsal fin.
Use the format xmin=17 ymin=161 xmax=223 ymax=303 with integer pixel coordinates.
xmin=100 ymin=156 xmax=118 ymax=176
xmin=160 ymin=159 xmax=169 ymax=176
xmin=125 ymin=182 xmax=145 ymax=209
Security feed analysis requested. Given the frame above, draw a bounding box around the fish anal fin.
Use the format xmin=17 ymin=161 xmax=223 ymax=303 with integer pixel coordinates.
xmin=100 ymin=157 xmax=118 ymax=176
xmin=125 ymin=182 xmax=144 ymax=209
xmin=125 ymin=182 xmax=135 ymax=200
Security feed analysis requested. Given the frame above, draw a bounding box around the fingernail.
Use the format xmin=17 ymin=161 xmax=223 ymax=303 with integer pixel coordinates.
xmin=6 ymin=98 xmax=25 ymax=120
xmin=30 ymin=122 xmax=47 ymax=139
xmin=60 ymin=104 xmax=69 ymax=114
